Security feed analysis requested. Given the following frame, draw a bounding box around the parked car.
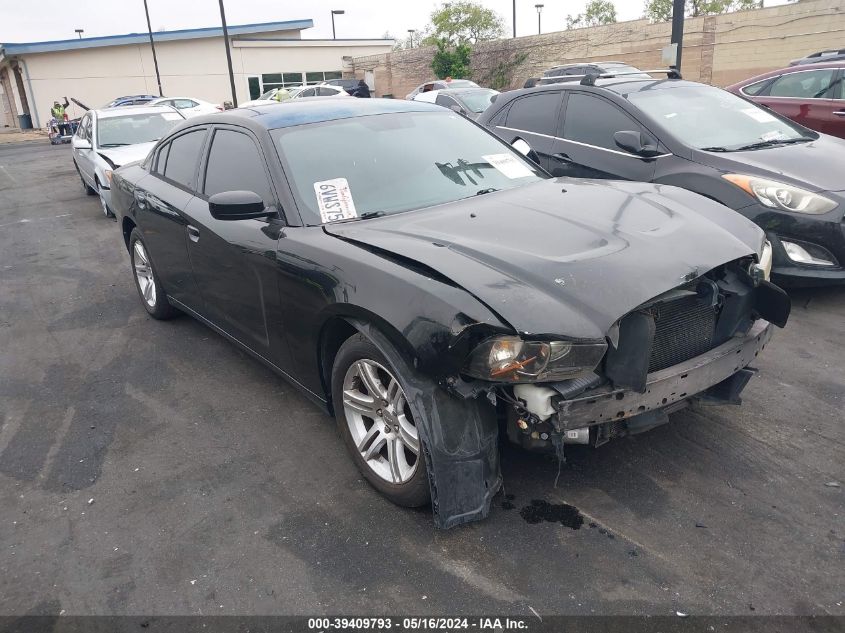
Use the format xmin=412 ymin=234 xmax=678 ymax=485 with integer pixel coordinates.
xmin=239 ymin=86 xmax=306 ymax=108
xmin=148 ymin=96 xmax=223 ymax=117
xmin=321 ymin=78 xmax=360 ymax=95
xmin=726 ymin=61 xmax=844 ymax=138
xmin=790 ymin=48 xmax=845 ymax=66
xmin=538 ymin=61 xmax=649 ymax=85
xmin=103 ymin=95 xmax=159 ymax=108
xmin=292 ymin=85 xmax=350 ymax=99
xmin=109 ymin=99 xmax=788 ymax=527
xmin=479 ymin=75 xmax=845 ymax=285
xmin=405 ymin=79 xmax=479 ymax=100
xmin=72 ymin=105 xmax=185 ymax=217
xmin=412 ymin=87 xmax=499 ymax=119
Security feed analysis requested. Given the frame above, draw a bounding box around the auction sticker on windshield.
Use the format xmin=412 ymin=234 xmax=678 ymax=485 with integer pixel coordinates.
xmin=162 ymin=112 xmax=183 ymax=121
xmin=482 ymin=154 xmax=533 ymax=179
xmin=741 ymin=107 xmax=777 ymax=124
xmin=314 ymin=177 xmax=358 ymax=223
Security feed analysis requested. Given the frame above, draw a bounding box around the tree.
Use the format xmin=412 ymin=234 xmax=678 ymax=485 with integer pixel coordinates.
xmin=431 ymin=41 xmax=472 ymax=78
xmin=566 ymin=0 xmax=618 ymax=29
xmin=422 ymin=1 xmax=506 ymax=46
xmin=644 ymin=0 xmax=761 ymax=22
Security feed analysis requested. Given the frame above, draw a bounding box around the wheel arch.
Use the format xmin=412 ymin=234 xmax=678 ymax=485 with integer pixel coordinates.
xmin=121 ymin=216 xmax=137 ymax=251
xmin=317 ymin=309 xmax=418 ymax=416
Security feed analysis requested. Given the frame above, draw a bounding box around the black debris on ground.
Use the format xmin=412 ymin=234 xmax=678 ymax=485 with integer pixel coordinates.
xmin=520 ymin=499 xmax=584 ymax=530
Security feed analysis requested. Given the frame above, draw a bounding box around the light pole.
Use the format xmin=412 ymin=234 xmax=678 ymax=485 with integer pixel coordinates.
xmin=142 ymin=0 xmax=163 ymax=96
xmin=218 ymin=0 xmax=238 ymax=107
xmin=407 ymin=29 xmax=416 ymax=48
xmin=512 ymin=0 xmax=517 ymax=37
xmin=331 ymin=10 xmax=345 ymax=40
xmin=535 ymin=4 xmax=544 ymax=35
xmin=74 ymin=29 xmax=84 ymax=39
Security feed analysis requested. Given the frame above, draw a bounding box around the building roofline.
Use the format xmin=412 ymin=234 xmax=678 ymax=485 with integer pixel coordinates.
xmin=0 ymin=19 xmax=314 ymax=55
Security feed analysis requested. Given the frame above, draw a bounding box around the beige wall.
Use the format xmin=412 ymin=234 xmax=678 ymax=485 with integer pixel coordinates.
xmin=350 ymin=0 xmax=845 ymax=98
xmin=10 ymin=31 xmax=392 ymax=127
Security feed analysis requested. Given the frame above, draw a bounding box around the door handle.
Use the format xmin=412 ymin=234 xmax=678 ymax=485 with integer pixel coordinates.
xmin=187 ymin=225 xmax=200 ymax=243
xmin=834 ymin=111 xmax=845 ymax=117
xmin=552 ymin=152 xmax=573 ymax=163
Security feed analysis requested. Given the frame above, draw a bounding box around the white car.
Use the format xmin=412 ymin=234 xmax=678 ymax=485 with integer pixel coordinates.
xmin=412 ymin=87 xmax=499 ymax=119
xmin=239 ymin=86 xmax=306 ymax=108
xmin=405 ymin=79 xmax=479 ymax=100
xmin=147 ymin=96 xmax=221 ymax=117
xmin=292 ymin=85 xmax=350 ymax=99
xmin=72 ymin=105 xmax=185 ymax=217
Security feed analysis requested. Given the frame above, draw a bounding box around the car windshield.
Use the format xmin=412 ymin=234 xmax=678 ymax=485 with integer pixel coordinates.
xmin=96 ymin=112 xmax=182 ymax=148
xmin=455 ymin=90 xmax=498 ymax=113
xmin=628 ymin=84 xmax=812 ymax=151
xmin=273 ymin=111 xmax=547 ymax=225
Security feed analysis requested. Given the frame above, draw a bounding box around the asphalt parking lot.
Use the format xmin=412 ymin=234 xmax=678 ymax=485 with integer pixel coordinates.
xmin=0 ymin=140 xmax=843 ymax=618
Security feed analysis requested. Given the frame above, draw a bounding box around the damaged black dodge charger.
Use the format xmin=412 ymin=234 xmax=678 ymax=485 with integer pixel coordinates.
xmin=110 ymin=99 xmax=790 ymax=528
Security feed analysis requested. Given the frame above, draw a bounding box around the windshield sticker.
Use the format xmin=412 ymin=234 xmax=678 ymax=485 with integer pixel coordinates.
xmin=742 ymin=107 xmax=777 ymax=124
xmin=482 ymin=153 xmax=533 ymax=179
xmin=761 ymin=130 xmax=787 ymax=142
xmin=314 ymin=177 xmax=358 ymax=223
xmin=161 ymin=112 xmax=182 ymax=121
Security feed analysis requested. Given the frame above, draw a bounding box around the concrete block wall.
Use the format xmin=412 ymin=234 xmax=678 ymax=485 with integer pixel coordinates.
xmin=350 ymin=0 xmax=845 ymax=96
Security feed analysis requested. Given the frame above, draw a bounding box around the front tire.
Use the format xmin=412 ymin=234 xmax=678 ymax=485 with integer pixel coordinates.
xmin=129 ymin=228 xmax=177 ymax=320
xmin=97 ymin=181 xmax=115 ymax=218
xmin=332 ymin=334 xmax=430 ymax=507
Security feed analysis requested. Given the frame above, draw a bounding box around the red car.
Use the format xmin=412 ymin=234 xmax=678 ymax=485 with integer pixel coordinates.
xmin=726 ymin=61 xmax=845 ymax=138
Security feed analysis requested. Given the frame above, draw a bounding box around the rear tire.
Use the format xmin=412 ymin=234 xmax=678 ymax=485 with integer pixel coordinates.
xmin=129 ymin=228 xmax=177 ymax=320
xmin=332 ymin=333 xmax=430 ymax=508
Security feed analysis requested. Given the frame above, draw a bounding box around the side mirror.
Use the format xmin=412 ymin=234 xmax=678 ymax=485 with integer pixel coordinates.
xmin=613 ymin=130 xmax=662 ymax=158
xmin=208 ymin=191 xmax=272 ymax=221
xmin=73 ymin=137 xmax=91 ymax=150
xmin=512 ymin=138 xmax=532 ymax=156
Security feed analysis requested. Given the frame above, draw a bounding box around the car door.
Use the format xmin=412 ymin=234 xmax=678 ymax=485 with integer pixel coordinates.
xmin=73 ymin=114 xmax=95 ymax=185
xmin=754 ymin=68 xmax=839 ymax=135
xmin=182 ymin=125 xmax=283 ymax=355
xmin=493 ymin=91 xmax=564 ymax=171
xmin=134 ymin=127 xmax=208 ymax=308
xmin=550 ymin=91 xmax=660 ymax=181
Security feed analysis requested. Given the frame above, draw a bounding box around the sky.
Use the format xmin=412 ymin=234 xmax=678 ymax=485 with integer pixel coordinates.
xmin=1 ymin=0 xmax=790 ymax=43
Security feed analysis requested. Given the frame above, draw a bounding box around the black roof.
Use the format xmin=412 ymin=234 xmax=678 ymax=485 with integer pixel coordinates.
xmin=498 ymin=76 xmax=699 ymax=100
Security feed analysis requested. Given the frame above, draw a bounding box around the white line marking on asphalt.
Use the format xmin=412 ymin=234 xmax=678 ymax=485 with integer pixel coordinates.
xmin=0 ymin=165 xmax=16 ymax=183
xmin=0 ymin=213 xmax=71 ymax=229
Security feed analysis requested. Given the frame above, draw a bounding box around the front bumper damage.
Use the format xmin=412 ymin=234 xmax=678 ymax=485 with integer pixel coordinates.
xmin=554 ymin=318 xmax=773 ymax=432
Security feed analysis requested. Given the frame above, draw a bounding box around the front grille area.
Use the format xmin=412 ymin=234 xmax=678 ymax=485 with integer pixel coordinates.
xmin=647 ymin=295 xmax=716 ymax=373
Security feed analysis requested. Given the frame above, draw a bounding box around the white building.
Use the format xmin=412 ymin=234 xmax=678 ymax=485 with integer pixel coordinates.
xmin=0 ymin=19 xmax=393 ymax=128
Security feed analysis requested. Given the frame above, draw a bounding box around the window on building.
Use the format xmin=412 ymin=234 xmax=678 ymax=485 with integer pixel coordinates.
xmin=260 ymin=71 xmax=344 ymax=91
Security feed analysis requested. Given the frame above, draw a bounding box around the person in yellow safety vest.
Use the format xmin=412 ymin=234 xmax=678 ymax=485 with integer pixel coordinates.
xmin=51 ymin=97 xmax=70 ymax=135
xmin=272 ymin=88 xmax=291 ymax=102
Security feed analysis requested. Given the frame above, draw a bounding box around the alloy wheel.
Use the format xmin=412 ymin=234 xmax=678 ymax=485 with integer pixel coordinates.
xmin=342 ymin=359 xmax=420 ymax=484
xmin=133 ymin=241 xmax=157 ymax=308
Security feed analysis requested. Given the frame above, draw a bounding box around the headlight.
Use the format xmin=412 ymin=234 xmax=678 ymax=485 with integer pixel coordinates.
xmin=104 ymin=169 xmax=113 ymax=185
xmin=463 ymin=336 xmax=606 ymax=383
xmin=723 ymin=174 xmax=836 ymax=215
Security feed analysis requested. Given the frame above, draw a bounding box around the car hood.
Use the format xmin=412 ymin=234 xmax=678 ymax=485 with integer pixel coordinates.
xmin=695 ymin=134 xmax=845 ymax=193
xmin=325 ymin=178 xmax=763 ymax=340
xmin=97 ymin=141 xmax=157 ymax=168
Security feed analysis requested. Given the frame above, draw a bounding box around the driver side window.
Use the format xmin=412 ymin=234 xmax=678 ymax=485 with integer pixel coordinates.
xmin=203 ymin=129 xmax=274 ymax=207
xmin=562 ymin=93 xmax=647 ymax=152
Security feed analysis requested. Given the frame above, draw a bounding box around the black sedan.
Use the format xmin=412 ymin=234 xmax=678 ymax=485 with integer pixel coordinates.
xmin=111 ymin=98 xmax=789 ymax=528
xmin=479 ymin=76 xmax=845 ymax=285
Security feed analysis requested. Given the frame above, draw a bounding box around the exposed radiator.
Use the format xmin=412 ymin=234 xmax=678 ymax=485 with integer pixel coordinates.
xmin=647 ymin=295 xmax=717 ymax=373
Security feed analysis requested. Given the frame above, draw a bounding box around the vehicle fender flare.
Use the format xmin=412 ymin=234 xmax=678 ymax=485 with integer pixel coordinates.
xmin=346 ymin=317 xmax=502 ymax=529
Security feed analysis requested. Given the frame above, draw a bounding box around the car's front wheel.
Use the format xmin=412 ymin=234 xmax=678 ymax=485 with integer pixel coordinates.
xmin=129 ymin=228 xmax=177 ymax=320
xmin=332 ymin=334 xmax=430 ymax=507
xmin=97 ymin=182 xmax=114 ymax=218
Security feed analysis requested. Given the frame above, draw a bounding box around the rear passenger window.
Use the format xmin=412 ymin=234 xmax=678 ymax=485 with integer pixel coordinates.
xmin=163 ymin=129 xmax=206 ymax=190
xmin=562 ymin=93 xmax=641 ymax=151
xmin=203 ymin=129 xmax=273 ymax=205
xmin=768 ymin=70 xmax=835 ymax=99
xmin=506 ymin=93 xmax=561 ymax=137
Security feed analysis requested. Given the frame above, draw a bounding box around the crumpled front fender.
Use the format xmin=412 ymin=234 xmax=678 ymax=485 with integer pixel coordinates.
xmin=350 ymin=319 xmax=501 ymax=529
